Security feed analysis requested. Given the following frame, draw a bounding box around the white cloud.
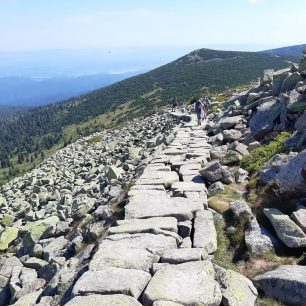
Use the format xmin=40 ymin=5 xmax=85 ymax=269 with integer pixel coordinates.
xmin=247 ymin=0 xmax=261 ymax=3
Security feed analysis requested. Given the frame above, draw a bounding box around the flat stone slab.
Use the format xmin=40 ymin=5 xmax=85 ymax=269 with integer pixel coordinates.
xmin=128 ymin=190 xmax=167 ymax=198
xmin=162 ymin=149 xmax=187 ymax=156
xmin=131 ymin=185 xmax=165 ymax=191
xmin=65 ymin=294 xmax=142 ymax=306
xmin=136 ymin=171 xmax=179 ymax=187
xmin=125 ymin=195 xmax=202 ymax=221
xmin=193 ymin=210 xmax=217 ymax=254
xmin=254 ymin=265 xmax=306 ymax=306
xmin=108 ymin=217 xmax=178 ymax=235
xmin=72 ymin=268 xmax=151 ymax=299
xmin=160 ymin=248 xmax=208 ymax=264
xmin=89 ymin=233 xmax=177 ymax=271
xmin=179 ymin=164 xmax=201 ymax=176
xmin=171 ymin=182 xmax=207 ymax=193
xmin=143 ymin=261 xmax=222 ymax=306
xmin=264 ymin=208 xmax=306 ymax=248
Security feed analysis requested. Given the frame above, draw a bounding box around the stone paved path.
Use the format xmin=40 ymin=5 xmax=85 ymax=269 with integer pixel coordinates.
xmin=65 ymin=115 xmax=248 ymax=306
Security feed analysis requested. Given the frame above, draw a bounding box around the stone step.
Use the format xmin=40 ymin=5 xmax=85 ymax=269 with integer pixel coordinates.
xmin=108 ymin=217 xmax=178 ymax=235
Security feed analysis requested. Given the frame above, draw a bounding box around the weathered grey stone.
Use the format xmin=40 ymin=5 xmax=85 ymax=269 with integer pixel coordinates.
xmin=199 ymin=161 xmax=234 ymax=184
xmin=136 ymin=171 xmax=179 ymax=188
xmin=275 ymin=150 xmax=306 ymax=197
xmin=106 ymin=165 xmax=123 ymax=181
xmin=208 ymin=181 xmax=225 ymax=197
xmin=215 ymin=265 xmax=257 ymax=306
xmin=245 ymin=218 xmax=275 ymax=255
xmin=89 ymin=233 xmax=177 ymax=272
xmin=264 ymin=208 xmax=306 ymax=248
xmin=125 ymin=195 xmax=202 ymax=221
xmin=21 ymin=216 xmax=59 ymax=251
xmin=249 ymin=100 xmax=280 ymax=139
xmin=153 ymin=301 xmax=183 ymax=306
xmin=12 ymin=289 xmax=42 ymax=306
xmin=109 ymin=217 xmax=178 ymax=235
xmin=24 ymin=258 xmax=48 ymax=270
xmin=72 ymin=268 xmax=151 ymax=299
xmin=143 ymin=261 xmax=222 ymax=306
xmin=193 ymin=210 xmax=217 ymax=254
xmin=210 ymin=145 xmax=227 ymax=159
xmin=218 ymin=116 xmax=243 ymax=130
xmin=0 ymin=227 xmax=18 ymax=251
xmin=71 ymin=195 xmax=96 ymax=219
xmin=221 ymin=150 xmax=242 ymax=166
xmin=222 ymin=129 xmax=242 ymax=142
xmin=291 ymin=204 xmax=306 ymax=233
xmin=160 ymin=248 xmax=208 ymax=264
xmin=229 ymin=201 xmax=253 ymax=225
xmin=253 ymin=265 xmax=306 ymax=306
xmin=259 ymin=153 xmax=296 ymax=185
xmin=171 ymin=181 xmax=207 ymax=193
xmin=280 ymin=72 xmax=303 ymax=93
xmin=65 ymin=294 xmax=143 ymax=306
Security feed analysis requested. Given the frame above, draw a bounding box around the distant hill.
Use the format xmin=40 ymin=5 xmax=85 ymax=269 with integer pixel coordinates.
xmin=0 ymin=72 xmax=143 ymax=107
xmin=262 ymin=44 xmax=306 ymax=58
xmin=0 ymin=48 xmax=294 ymax=181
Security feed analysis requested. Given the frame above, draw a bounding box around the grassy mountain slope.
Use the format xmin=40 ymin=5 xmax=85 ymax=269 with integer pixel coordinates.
xmin=0 ymin=48 xmax=294 ymax=183
xmin=263 ymin=43 xmax=306 ymax=58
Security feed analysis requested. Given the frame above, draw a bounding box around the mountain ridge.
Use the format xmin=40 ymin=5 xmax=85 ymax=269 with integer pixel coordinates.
xmin=0 ymin=47 xmax=295 ymax=182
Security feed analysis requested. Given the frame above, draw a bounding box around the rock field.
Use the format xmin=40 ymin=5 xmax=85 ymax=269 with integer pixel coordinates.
xmin=0 ymin=52 xmax=306 ymax=305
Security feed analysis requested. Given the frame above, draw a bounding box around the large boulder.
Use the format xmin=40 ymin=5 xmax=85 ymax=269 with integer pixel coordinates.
xmin=215 ymin=265 xmax=258 ymax=306
xmin=264 ymin=208 xmax=306 ymax=248
xmin=245 ymin=218 xmax=275 ymax=255
xmin=199 ymin=161 xmax=234 ymax=184
xmin=259 ymin=153 xmax=297 ymax=185
xmin=249 ymin=100 xmax=281 ymax=139
xmin=254 ymin=265 xmax=306 ymax=306
xmin=275 ymin=150 xmax=306 ymax=197
xmin=218 ymin=116 xmax=244 ymax=130
xmin=143 ymin=261 xmax=222 ymax=306
xmin=20 ymin=216 xmax=59 ymax=251
xmin=272 ymin=68 xmax=290 ymax=96
xmin=280 ymin=72 xmax=303 ymax=93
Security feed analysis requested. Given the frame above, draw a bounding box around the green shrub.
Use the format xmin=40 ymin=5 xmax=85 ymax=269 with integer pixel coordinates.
xmin=241 ymin=132 xmax=291 ymax=175
xmin=80 ymin=135 xmax=103 ymax=146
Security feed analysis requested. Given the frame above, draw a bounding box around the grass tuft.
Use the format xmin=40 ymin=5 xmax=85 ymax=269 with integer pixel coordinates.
xmin=241 ymin=132 xmax=291 ymax=175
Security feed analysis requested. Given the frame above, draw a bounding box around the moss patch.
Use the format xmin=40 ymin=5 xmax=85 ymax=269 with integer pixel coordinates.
xmin=208 ymin=186 xmax=243 ymax=214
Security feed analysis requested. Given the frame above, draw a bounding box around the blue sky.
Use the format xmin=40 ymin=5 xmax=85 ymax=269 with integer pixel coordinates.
xmin=0 ymin=0 xmax=306 ymax=52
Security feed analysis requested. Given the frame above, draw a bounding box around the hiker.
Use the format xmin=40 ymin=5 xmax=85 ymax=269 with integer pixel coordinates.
xmin=171 ymin=98 xmax=178 ymax=112
xmin=194 ymin=98 xmax=205 ymax=125
xmin=202 ymin=96 xmax=209 ymax=118
xmin=179 ymin=100 xmax=185 ymax=113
